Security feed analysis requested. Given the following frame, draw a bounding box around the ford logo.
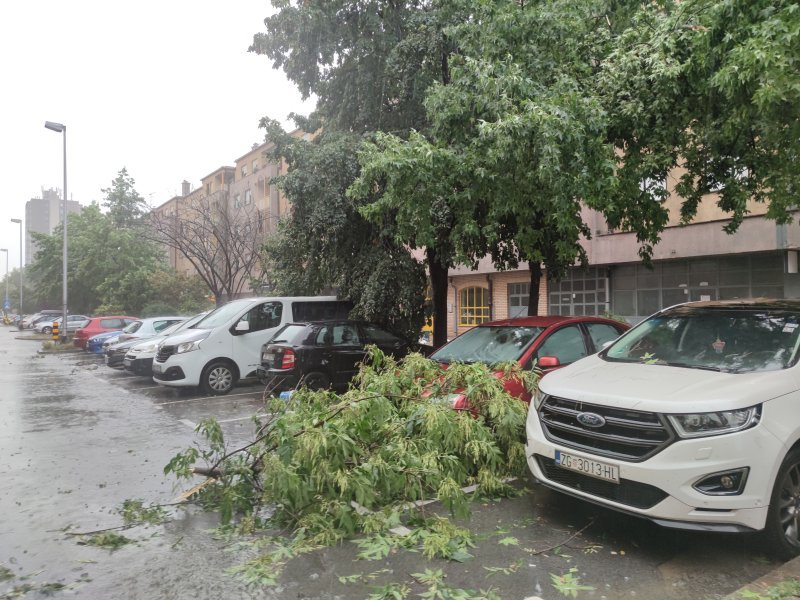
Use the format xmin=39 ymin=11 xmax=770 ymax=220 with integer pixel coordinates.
xmin=576 ymin=412 xmax=606 ymax=428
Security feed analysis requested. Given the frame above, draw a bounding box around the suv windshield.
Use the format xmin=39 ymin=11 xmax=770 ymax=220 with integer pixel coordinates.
xmin=431 ymin=325 xmax=543 ymax=365
xmin=605 ymin=306 xmax=800 ymax=372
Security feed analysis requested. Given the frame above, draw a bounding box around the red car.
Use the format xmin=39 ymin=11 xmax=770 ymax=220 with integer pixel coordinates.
xmin=429 ymin=315 xmax=630 ymax=409
xmin=73 ymin=316 xmax=139 ymax=349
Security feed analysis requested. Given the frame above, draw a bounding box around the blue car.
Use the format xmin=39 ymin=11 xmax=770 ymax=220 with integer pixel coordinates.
xmin=86 ymin=330 xmax=123 ymax=354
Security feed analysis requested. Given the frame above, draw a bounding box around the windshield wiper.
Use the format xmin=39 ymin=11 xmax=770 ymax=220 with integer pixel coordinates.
xmin=664 ymin=361 xmax=724 ymax=372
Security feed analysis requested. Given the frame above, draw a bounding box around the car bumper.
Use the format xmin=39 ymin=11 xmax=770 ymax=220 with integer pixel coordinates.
xmin=151 ymin=354 xmax=200 ymax=387
xmin=124 ymin=355 xmax=153 ymax=375
xmin=525 ymin=409 xmax=780 ymax=533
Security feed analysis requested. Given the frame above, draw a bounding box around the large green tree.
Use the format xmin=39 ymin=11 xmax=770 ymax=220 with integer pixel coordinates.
xmin=252 ymin=0 xmax=467 ymax=347
xmin=260 ymin=123 xmax=427 ymax=340
xmin=599 ymin=0 xmax=800 ymax=243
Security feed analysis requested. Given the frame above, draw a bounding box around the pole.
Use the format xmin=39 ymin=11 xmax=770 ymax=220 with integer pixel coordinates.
xmin=10 ymin=220 xmax=23 ymax=317
xmin=61 ymin=127 xmax=68 ymax=343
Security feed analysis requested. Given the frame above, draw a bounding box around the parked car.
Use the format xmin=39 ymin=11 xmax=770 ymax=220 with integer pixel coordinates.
xmin=34 ymin=315 xmax=89 ymax=335
xmin=153 ymin=297 xmax=351 ymax=395
xmin=526 ymin=299 xmax=800 ymax=559
xmin=259 ymin=320 xmax=413 ymax=391
xmin=116 ymin=316 xmax=187 ymax=343
xmin=23 ymin=310 xmax=62 ymax=329
xmin=429 ymin=315 xmax=629 ymax=408
xmin=73 ymin=316 xmax=138 ymax=349
xmin=86 ymin=330 xmax=124 ymax=354
xmin=123 ymin=312 xmax=210 ymax=376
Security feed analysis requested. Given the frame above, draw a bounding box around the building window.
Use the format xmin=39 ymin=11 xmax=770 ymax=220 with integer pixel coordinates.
xmin=252 ymin=159 xmax=259 ymax=173
xmin=459 ymin=287 xmax=490 ymax=326
xmin=241 ymin=165 xmax=248 ymax=178
xmin=508 ymin=282 xmax=530 ymax=318
xmin=244 ymin=189 xmax=252 ymax=205
xmin=549 ymin=267 xmax=608 ymax=317
xmin=234 ymin=194 xmax=241 ymax=208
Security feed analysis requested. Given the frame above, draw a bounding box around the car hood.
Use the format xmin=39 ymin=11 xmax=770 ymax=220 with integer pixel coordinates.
xmin=539 ymin=353 xmax=796 ymax=413
xmin=160 ymin=328 xmax=212 ymax=346
xmin=110 ymin=335 xmax=159 ymax=350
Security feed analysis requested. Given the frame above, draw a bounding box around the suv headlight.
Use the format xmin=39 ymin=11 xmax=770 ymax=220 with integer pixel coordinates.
xmin=667 ymin=406 xmax=761 ymax=438
xmin=533 ymin=389 xmax=548 ymax=410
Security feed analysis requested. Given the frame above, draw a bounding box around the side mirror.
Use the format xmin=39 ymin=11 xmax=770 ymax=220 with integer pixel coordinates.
xmin=538 ymin=356 xmax=561 ymax=368
xmin=235 ymin=321 xmax=250 ymax=332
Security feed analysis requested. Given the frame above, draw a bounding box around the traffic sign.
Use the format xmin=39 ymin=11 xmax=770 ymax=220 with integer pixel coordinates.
xmin=3 ymin=300 xmax=9 ymax=311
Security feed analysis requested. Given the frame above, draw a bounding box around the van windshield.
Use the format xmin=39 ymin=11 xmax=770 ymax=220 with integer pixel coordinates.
xmin=604 ymin=306 xmax=800 ymax=373
xmin=191 ymin=300 xmax=252 ymax=329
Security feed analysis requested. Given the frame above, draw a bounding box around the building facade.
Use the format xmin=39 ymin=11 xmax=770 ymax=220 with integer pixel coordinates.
xmin=445 ymin=176 xmax=800 ymax=336
xmin=24 ymin=188 xmax=81 ymax=265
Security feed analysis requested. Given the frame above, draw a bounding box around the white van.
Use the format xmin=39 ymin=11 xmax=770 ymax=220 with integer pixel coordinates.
xmin=151 ymin=296 xmax=349 ymax=395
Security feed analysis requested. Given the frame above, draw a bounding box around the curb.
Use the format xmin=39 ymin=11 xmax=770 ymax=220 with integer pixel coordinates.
xmin=725 ymin=555 xmax=800 ymax=598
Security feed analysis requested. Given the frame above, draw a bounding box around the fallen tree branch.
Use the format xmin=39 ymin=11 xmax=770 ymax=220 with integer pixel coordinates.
xmin=529 ymin=519 xmax=595 ymax=555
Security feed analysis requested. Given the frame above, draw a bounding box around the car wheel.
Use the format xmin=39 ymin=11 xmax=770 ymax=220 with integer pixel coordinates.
xmin=201 ymin=361 xmax=236 ymax=396
xmin=302 ymin=371 xmax=330 ymax=391
xmin=42 ymin=326 xmax=52 ymax=335
xmin=762 ymin=447 xmax=800 ymax=560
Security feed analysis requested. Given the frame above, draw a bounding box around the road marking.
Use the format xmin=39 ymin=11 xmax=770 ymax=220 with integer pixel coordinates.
xmin=216 ymin=413 xmax=272 ymax=424
xmin=156 ymin=390 xmax=264 ymax=406
xmin=179 ymin=419 xmax=197 ymax=429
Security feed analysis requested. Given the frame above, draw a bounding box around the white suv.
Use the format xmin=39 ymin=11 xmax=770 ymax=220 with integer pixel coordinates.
xmin=526 ymin=299 xmax=800 ymax=558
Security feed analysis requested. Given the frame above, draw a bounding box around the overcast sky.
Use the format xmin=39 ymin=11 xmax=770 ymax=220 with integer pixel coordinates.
xmin=0 ymin=0 xmax=315 ymax=272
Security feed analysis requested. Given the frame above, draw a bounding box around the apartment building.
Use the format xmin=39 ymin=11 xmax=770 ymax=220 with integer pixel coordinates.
xmin=152 ymin=138 xmax=295 ymax=299
xmin=24 ymin=188 xmax=82 ymax=265
xmin=445 ymin=177 xmax=800 ymax=338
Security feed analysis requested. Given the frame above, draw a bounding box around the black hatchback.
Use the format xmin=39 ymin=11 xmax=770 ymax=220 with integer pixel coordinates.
xmin=259 ymin=320 xmax=411 ymax=391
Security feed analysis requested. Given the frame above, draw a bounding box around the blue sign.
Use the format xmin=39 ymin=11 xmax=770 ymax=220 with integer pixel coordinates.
xmin=3 ymin=300 xmax=9 ymax=311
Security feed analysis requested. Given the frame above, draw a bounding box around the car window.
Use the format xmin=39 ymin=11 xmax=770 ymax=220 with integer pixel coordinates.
xmin=153 ymin=319 xmax=180 ymax=332
xmin=292 ymin=301 xmax=351 ymax=321
xmin=537 ymin=325 xmax=588 ymax=365
xmin=585 ymin=323 xmax=624 ymax=351
xmin=332 ymin=324 xmax=360 ymax=345
xmin=123 ymin=321 xmax=142 ymax=333
xmin=315 ymin=325 xmax=331 ymax=345
xmin=240 ymin=301 xmax=283 ymax=333
xmin=362 ymin=324 xmax=401 ymax=345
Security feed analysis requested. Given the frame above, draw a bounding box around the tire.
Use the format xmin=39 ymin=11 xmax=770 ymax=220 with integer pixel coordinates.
xmin=302 ymin=371 xmax=331 ymax=391
xmin=42 ymin=327 xmax=52 ymax=335
xmin=762 ymin=448 xmax=800 ymax=560
xmin=200 ymin=361 xmax=237 ymax=396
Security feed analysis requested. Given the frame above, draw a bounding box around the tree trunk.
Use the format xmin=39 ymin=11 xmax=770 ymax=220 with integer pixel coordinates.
xmin=527 ymin=261 xmax=542 ymax=316
xmin=427 ymin=248 xmax=449 ymax=349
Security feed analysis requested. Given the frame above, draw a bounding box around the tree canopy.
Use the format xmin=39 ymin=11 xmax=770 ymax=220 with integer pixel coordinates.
xmin=254 ymin=0 xmax=800 ymax=344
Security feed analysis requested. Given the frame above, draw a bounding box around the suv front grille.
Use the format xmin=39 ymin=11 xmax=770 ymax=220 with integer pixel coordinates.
xmin=539 ymin=396 xmax=674 ymax=462
xmin=535 ymin=455 xmax=668 ymax=509
xmin=156 ymin=345 xmax=175 ymax=363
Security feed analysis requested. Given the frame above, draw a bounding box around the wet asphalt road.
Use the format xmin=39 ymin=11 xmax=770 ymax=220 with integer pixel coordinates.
xmin=0 ymin=326 xmax=783 ymax=599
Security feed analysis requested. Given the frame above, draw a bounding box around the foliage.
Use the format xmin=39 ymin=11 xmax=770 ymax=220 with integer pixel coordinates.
xmin=102 ymin=167 xmax=148 ymax=229
xmin=79 ymin=532 xmax=132 ymax=551
xmin=166 ymin=348 xmax=534 ymax=584
xmin=119 ymin=499 xmax=168 ymax=526
xmin=411 ymin=568 xmax=500 ymax=600
xmin=598 ymin=0 xmax=800 ymax=249
xmin=0 ymin=565 xmax=12 ymax=582
xmin=735 ymin=577 xmax=800 ymax=599
xmin=260 ymin=125 xmax=428 ymax=341
xmin=550 ymin=567 xmax=595 ymax=598
xmin=27 ymin=169 xmax=169 ymax=315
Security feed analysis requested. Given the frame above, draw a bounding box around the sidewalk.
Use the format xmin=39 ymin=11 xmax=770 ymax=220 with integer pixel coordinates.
xmin=726 ymin=555 xmax=800 ymax=598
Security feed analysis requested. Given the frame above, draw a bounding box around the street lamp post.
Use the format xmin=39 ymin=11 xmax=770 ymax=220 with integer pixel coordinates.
xmin=0 ymin=248 xmax=8 ymax=317
xmin=45 ymin=121 xmax=67 ymax=342
xmin=10 ymin=219 xmax=22 ymax=316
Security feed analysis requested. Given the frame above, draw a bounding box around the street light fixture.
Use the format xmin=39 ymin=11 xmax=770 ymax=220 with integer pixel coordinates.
xmin=0 ymin=248 xmax=8 ymax=316
xmin=44 ymin=120 xmax=68 ymax=342
xmin=10 ymin=218 xmax=22 ymax=316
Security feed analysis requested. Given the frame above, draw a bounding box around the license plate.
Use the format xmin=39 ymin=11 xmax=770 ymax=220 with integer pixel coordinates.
xmin=555 ymin=450 xmax=619 ymax=483
xmin=152 ymin=364 xmax=162 ymax=374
